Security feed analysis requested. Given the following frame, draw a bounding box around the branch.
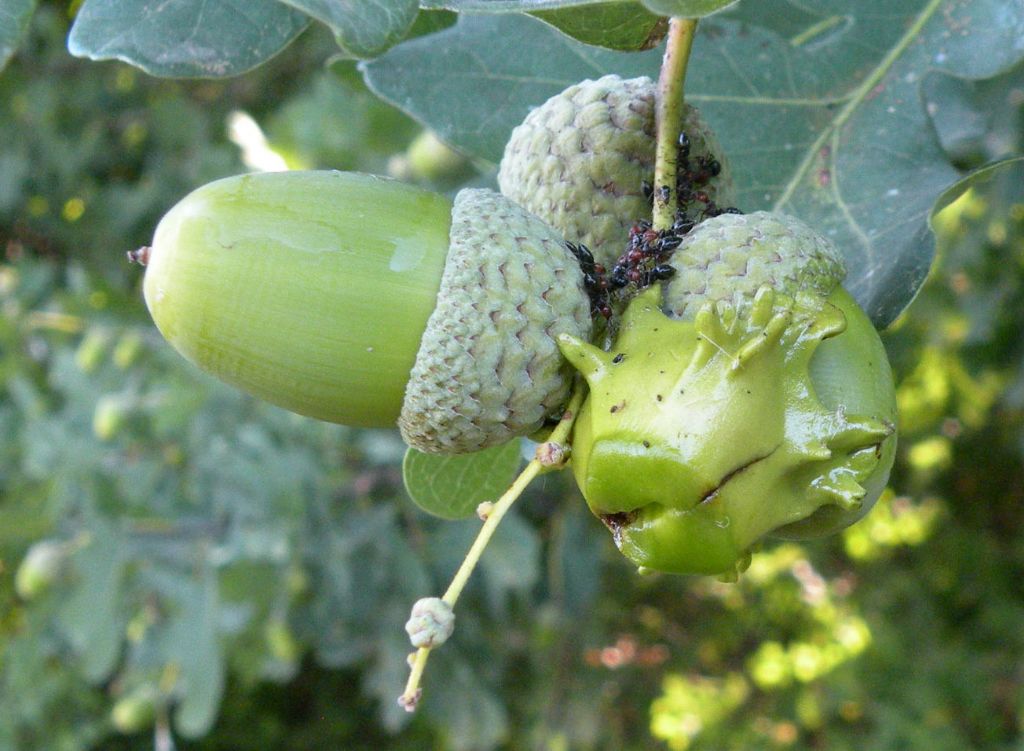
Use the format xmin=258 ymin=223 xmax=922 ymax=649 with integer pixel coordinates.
xmin=398 ymin=382 xmax=587 ymax=711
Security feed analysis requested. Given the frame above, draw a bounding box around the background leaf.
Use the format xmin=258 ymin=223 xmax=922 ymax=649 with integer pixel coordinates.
xmin=414 ymin=0 xmax=736 ymax=50
xmin=402 ymin=441 xmax=522 ymax=519
xmin=550 ymin=502 xmax=605 ymax=614
xmin=419 ymin=0 xmax=666 ymax=51
xmin=532 ymin=3 xmax=666 ymax=51
xmin=421 ymin=0 xmax=732 ymax=14
xmin=405 ymin=7 xmax=456 ymax=36
xmin=171 ymin=569 xmax=226 ymax=738
xmin=931 ymin=157 xmax=1024 ymax=219
xmin=426 ymin=650 xmax=509 ymax=751
xmin=57 ymin=522 xmax=125 ymax=684
xmin=922 ymin=59 xmax=1024 ymax=168
xmin=67 ymin=0 xmax=310 ymax=78
xmin=416 ymin=0 xmax=695 ymax=51
xmin=419 ymin=0 xmax=618 ymax=8
xmin=0 ymin=0 xmax=35 ymax=72
xmin=279 ymin=0 xmax=418 ymax=59
xmin=640 ymin=0 xmax=737 ymax=16
xmin=363 ymin=15 xmax=661 ymax=160
xmin=363 ymin=2 xmax=1024 ymax=326
xmin=479 ymin=509 xmax=540 ymax=609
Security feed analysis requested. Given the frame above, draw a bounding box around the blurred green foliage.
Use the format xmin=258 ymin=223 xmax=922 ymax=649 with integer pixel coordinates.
xmin=1 ymin=4 xmax=1024 ymax=751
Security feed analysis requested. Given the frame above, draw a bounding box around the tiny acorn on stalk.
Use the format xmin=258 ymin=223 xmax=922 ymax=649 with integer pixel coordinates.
xmin=135 ymin=170 xmax=592 ymax=454
xmin=559 ymin=211 xmax=897 ymax=577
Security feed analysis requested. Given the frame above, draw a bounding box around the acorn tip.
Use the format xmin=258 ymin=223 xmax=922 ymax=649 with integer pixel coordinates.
xmin=127 ymin=246 xmax=150 ymax=266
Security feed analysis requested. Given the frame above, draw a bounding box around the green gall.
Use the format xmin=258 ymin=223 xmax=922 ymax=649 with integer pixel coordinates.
xmin=562 ymin=212 xmax=897 ymax=576
xmin=498 ymin=74 xmax=736 ymax=268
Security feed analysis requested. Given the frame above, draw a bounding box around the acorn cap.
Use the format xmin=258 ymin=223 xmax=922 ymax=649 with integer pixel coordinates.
xmin=663 ymin=211 xmax=847 ymax=319
xmin=498 ymin=74 xmax=736 ymax=268
xmin=400 ymin=189 xmax=593 ymax=454
xmin=561 ymin=281 xmax=896 ymax=577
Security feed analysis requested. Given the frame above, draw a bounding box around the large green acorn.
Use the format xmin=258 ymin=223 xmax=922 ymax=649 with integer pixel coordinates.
xmin=498 ymin=74 xmax=736 ymax=268
xmin=140 ymin=171 xmax=592 ymax=454
xmin=559 ymin=212 xmax=897 ymax=576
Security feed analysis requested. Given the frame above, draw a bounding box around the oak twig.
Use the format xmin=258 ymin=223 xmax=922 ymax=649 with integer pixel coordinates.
xmin=398 ymin=383 xmax=587 ymax=711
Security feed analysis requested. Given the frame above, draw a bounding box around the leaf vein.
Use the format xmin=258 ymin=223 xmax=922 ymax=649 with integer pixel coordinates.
xmin=772 ymin=0 xmax=946 ymax=212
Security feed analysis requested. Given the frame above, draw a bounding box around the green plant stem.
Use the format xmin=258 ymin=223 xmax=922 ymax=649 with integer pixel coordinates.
xmin=399 ymin=382 xmax=586 ymax=711
xmin=652 ymin=17 xmax=699 ymax=232
xmin=440 ymin=461 xmax=542 ymax=604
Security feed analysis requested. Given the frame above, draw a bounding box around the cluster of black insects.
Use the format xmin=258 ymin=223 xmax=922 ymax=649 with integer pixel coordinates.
xmin=566 ymin=221 xmax=687 ymax=320
xmin=641 ymin=130 xmax=743 ymax=224
xmin=567 ymin=130 xmax=741 ymax=321
xmin=565 ymin=240 xmax=613 ymax=319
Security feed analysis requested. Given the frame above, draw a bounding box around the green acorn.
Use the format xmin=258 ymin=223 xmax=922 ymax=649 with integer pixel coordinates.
xmin=75 ymin=328 xmax=111 ymax=373
xmin=389 ymin=130 xmax=473 ymax=187
xmin=14 ymin=539 xmax=67 ymax=600
xmin=110 ymin=690 xmax=156 ymax=734
xmin=140 ymin=171 xmax=592 ymax=454
xmin=498 ymin=74 xmax=736 ymax=268
xmin=93 ymin=393 xmax=130 ymax=441
xmin=559 ymin=212 xmax=897 ymax=576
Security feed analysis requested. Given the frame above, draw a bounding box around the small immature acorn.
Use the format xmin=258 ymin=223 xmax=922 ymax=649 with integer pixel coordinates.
xmin=110 ymin=690 xmax=157 ymax=734
xmin=93 ymin=393 xmax=130 ymax=441
xmin=389 ymin=130 xmax=473 ymax=186
xmin=559 ymin=211 xmax=897 ymax=577
xmin=140 ymin=171 xmax=592 ymax=454
xmin=15 ymin=539 xmax=67 ymax=600
xmin=498 ymin=74 xmax=736 ymax=268
xmin=404 ymin=596 xmax=455 ymax=649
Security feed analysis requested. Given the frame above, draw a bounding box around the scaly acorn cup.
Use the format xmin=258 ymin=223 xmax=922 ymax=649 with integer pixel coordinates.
xmin=140 ymin=171 xmax=592 ymax=454
xmin=498 ymin=74 xmax=736 ymax=269
xmin=559 ymin=212 xmax=897 ymax=577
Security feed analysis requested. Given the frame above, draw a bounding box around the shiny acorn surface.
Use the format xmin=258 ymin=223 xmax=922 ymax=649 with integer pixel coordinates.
xmin=143 ymin=170 xmax=452 ymax=427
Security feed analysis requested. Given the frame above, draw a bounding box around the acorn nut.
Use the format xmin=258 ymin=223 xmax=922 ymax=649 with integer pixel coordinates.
xmin=140 ymin=171 xmax=592 ymax=454
xmin=560 ymin=211 xmax=897 ymax=576
xmin=498 ymin=74 xmax=736 ymax=268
